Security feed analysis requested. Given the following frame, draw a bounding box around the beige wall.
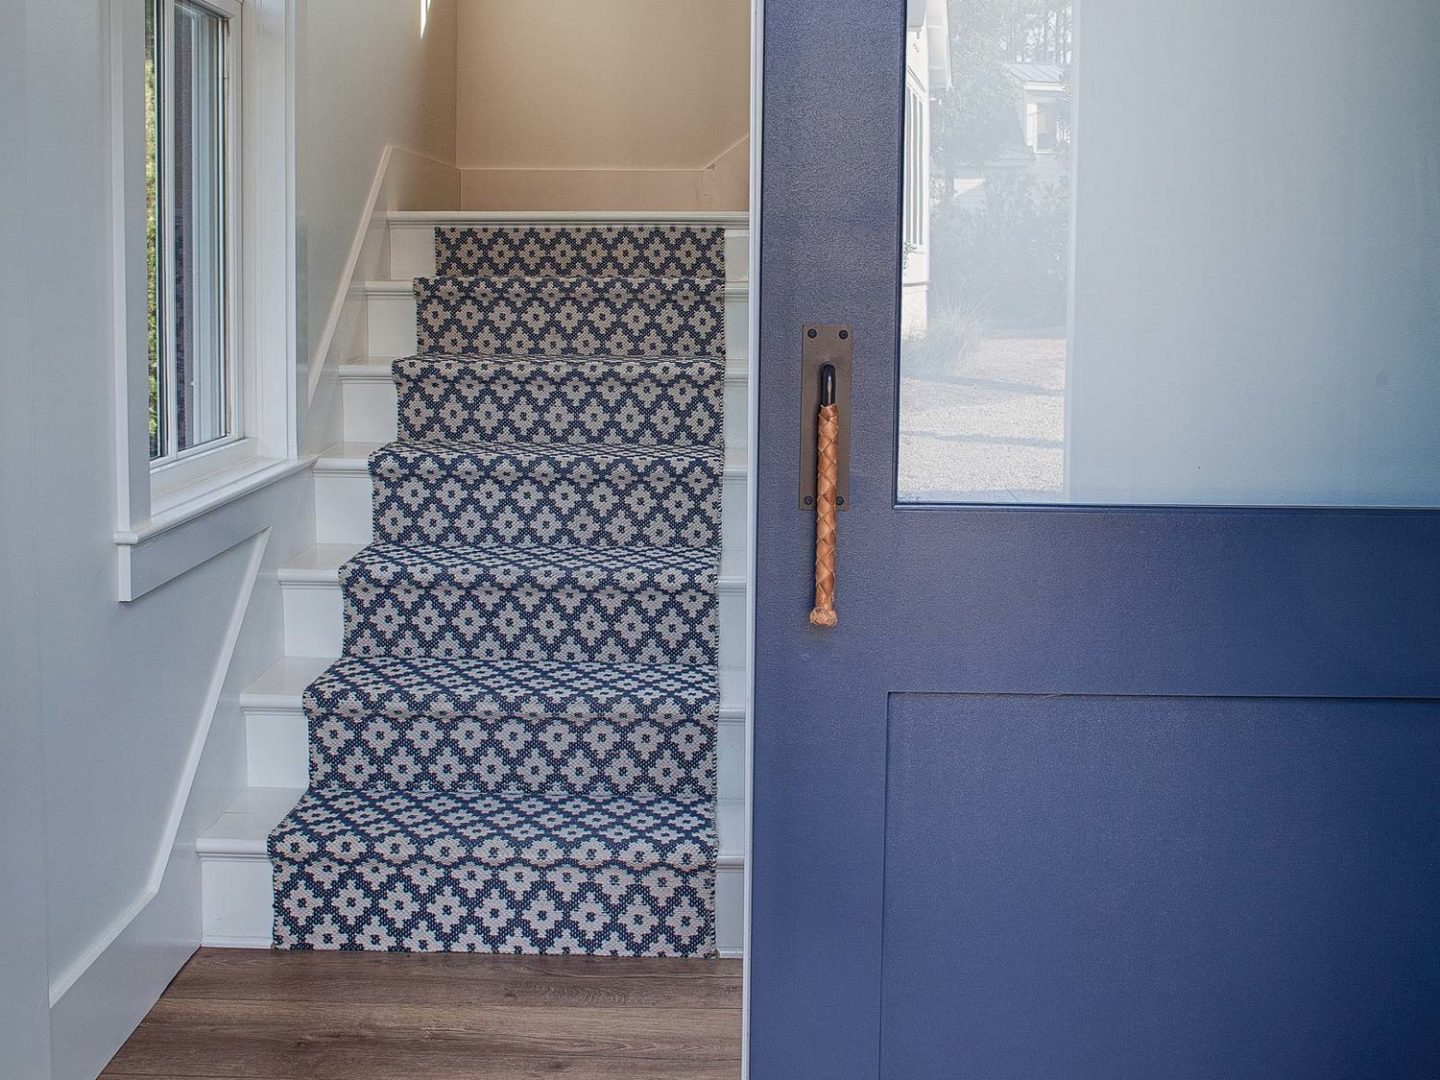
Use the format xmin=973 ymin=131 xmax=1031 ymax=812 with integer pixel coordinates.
xmin=454 ymin=0 xmax=750 ymax=210
xmin=458 ymin=136 xmax=749 ymax=212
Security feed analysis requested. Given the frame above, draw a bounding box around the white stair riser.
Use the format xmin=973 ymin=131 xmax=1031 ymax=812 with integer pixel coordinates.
xmin=339 ymin=376 xmax=397 ymax=444
xmin=366 ymin=287 xmax=750 ymax=365
xmin=282 ymin=577 xmax=747 ymax=667
xmin=200 ymin=851 xmax=744 ymax=956
xmin=200 ymin=854 xmax=278 ymax=948
xmin=388 ymin=224 xmax=751 ymax=284
xmin=245 ymin=707 xmax=746 ymax=801
xmin=340 ymin=367 xmax=750 ymax=451
xmin=316 ymin=462 xmax=746 ymax=551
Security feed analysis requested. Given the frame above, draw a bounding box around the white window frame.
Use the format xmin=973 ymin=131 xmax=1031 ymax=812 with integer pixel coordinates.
xmin=110 ymin=0 xmax=300 ymax=592
xmin=148 ymin=0 xmax=250 ymax=497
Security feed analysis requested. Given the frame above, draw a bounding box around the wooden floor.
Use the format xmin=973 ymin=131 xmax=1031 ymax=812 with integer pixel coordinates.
xmin=100 ymin=948 xmax=742 ymax=1079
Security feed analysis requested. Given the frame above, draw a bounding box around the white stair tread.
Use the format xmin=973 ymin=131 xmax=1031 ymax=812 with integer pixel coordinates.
xmin=239 ymin=656 xmax=335 ymax=706
xmin=198 ymin=787 xmax=309 ymax=853
xmin=241 ymin=656 xmax=745 ymax=719
xmin=313 ymin=442 xmax=388 ymax=471
xmin=280 ymin=540 xmax=747 ymax=586
xmin=279 ymin=543 xmax=363 ymax=579
xmin=198 ymin=787 xmax=745 ymax=865
xmin=338 ymin=361 xmax=396 ymax=379
xmin=316 ymin=440 xmax=748 ymax=478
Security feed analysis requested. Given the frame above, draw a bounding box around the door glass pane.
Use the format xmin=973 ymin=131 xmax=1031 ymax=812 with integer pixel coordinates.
xmin=898 ymin=0 xmax=1440 ymax=508
xmin=171 ymin=0 xmax=230 ymax=452
xmin=899 ymin=1 xmax=1072 ymax=504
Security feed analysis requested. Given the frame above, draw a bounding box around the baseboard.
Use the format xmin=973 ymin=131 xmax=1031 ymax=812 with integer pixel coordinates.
xmin=47 ymin=532 xmax=279 ymax=1079
xmin=201 ymin=934 xmax=271 ymax=949
xmin=47 ymin=850 xmax=199 ymax=1080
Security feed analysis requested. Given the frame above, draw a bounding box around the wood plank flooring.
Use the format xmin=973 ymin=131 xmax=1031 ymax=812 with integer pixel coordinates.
xmin=100 ymin=949 xmax=742 ymax=1079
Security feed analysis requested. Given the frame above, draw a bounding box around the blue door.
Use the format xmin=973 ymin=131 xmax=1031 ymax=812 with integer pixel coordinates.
xmin=748 ymin=1 xmax=1440 ymax=1076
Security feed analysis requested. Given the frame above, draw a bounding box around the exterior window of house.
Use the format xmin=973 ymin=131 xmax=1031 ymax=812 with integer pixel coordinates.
xmin=1033 ymin=101 xmax=1057 ymax=151
xmin=146 ymin=0 xmax=240 ymax=465
xmin=902 ymin=82 xmax=927 ymax=252
xmin=899 ymin=0 xmax=1440 ymax=508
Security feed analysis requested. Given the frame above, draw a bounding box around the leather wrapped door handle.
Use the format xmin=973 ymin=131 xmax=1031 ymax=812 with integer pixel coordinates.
xmin=809 ymin=364 xmax=839 ymax=627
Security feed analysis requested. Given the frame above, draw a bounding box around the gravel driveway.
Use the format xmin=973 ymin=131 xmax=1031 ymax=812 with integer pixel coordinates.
xmin=898 ymin=335 xmax=1066 ymax=503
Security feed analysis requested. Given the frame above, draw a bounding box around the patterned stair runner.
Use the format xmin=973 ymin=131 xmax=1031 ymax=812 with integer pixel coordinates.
xmin=269 ymin=225 xmax=726 ymax=956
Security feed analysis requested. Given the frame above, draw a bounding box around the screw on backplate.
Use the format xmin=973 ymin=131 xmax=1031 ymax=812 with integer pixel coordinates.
xmin=804 ymin=496 xmax=814 ymax=506
xmin=807 ymin=328 xmax=818 ymax=338
xmin=838 ymin=329 xmax=849 ymax=340
xmin=836 ymin=496 xmax=845 ymax=506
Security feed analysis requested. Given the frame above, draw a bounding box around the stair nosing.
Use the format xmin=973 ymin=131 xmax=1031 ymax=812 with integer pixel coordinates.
xmin=242 ymin=659 xmax=746 ymax=719
xmin=198 ymin=787 xmax=745 ymax=867
xmin=240 ymin=656 xmax=747 ymax=721
xmin=339 ymin=357 xmax=750 ymax=385
xmin=244 ymin=693 xmax=748 ymax=724
xmin=315 ymin=441 xmax=747 ymax=479
xmin=200 ymin=838 xmax=746 ymax=870
xmin=366 ymin=278 xmax=748 ymax=299
xmin=279 ymin=543 xmax=745 ymax=591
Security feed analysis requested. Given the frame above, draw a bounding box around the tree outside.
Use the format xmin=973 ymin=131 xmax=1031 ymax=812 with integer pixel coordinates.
xmin=929 ymin=0 xmax=1072 ymax=331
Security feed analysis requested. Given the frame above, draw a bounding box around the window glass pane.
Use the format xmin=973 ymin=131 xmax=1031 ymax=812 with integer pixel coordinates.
xmin=171 ymin=0 xmax=229 ymax=453
xmin=145 ymin=0 xmax=163 ymax=459
xmin=899 ymin=2 xmax=1072 ymax=504
xmin=899 ymin=1 xmax=1440 ymax=509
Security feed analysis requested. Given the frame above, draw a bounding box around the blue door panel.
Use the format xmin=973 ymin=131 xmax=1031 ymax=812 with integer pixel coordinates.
xmin=749 ymin=0 xmax=1440 ymax=1075
xmin=882 ymin=694 xmax=1440 ymax=1078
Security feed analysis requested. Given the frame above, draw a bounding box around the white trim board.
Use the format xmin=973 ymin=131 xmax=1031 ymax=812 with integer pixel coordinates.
xmin=305 ymin=145 xmax=393 ymax=405
xmin=116 ymin=458 xmax=312 ymax=601
xmin=741 ymin=0 xmax=764 ymax=1073
xmin=109 ymin=0 xmax=300 ymax=594
xmin=49 ymin=529 xmax=267 ymax=1011
xmin=303 ymin=144 xmax=464 ymax=407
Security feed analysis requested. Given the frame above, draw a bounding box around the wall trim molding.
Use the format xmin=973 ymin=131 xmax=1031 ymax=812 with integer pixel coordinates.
xmin=116 ymin=457 xmax=312 ymax=601
xmin=50 ymin=528 xmax=270 ymax=1008
xmin=741 ymin=1 xmax=763 ymax=1074
xmin=306 ymin=144 xmax=394 ymax=404
xmin=306 ymin=144 xmax=463 ymax=407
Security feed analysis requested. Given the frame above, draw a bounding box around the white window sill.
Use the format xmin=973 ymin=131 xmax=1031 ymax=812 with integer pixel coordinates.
xmin=115 ymin=454 xmax=314 ymax=601
xmin=150 ymin=437 xmax=261 ymax=503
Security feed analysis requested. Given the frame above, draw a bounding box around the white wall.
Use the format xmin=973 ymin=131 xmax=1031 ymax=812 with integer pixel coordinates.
xmin=296 ymin=0 xmax=461 ymax=452
xmin=0 ymin=1 xmax=470 ymax=1076
xmin=1068 ymin=0 xmax=1440 ymax=505
xmin=454 ymin=0 xmax=749 ymax=211
xmin=0 ymin=1 xmax=54 ymax=1076
xmin=3 ymin=6 xmax=317 ymax=1076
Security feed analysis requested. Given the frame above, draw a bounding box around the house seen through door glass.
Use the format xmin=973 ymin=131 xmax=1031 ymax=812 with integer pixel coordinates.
xmin=900 ymin=0 xmax=1440 ymax=507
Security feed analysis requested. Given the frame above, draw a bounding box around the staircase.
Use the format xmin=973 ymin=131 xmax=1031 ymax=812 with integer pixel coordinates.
xmin=197 ymin=213 xmax=748 ymax=957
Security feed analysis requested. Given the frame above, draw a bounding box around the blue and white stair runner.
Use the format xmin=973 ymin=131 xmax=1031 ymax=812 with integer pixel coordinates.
xmin=269 ymin=225 xmax=725 ymax=956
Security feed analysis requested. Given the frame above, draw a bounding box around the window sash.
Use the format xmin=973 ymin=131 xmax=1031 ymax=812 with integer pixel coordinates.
xmin=149 ymin=0 xmax=243 ymax=468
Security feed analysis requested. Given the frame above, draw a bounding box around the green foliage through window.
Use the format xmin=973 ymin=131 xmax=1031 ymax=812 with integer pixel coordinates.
xmin=145 ymin=0 xmax=161 ymax=458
